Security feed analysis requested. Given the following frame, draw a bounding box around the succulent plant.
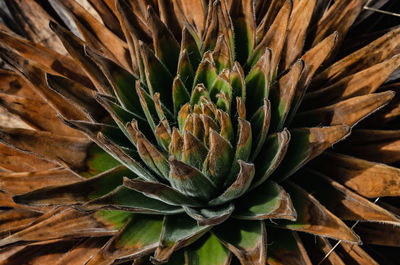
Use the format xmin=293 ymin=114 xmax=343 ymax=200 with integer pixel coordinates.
xmin=0 ymin=0 xmax=399 ymax=264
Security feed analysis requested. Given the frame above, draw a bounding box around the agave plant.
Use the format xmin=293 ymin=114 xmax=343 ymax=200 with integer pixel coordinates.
xmin=0 ymin=0 xmax=399 ymax=264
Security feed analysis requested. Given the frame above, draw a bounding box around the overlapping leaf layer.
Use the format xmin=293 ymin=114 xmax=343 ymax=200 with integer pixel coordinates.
xmin=0 ymin=0 xmax=399 ymax=264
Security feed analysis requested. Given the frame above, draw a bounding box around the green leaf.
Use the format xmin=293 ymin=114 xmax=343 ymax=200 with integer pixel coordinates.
xmin=252 ymin=129 xmax=290 ymax=189
xmin=135 ymin=131 xmax=170 ymax=180
xmin=81 ymin=144 xmax=121 ymax=177
xmin=203 ymin=130 xmax=234 ymax=187
xmin=193 ymin=54 xmax=218 ymax=90
xmin=172 ymin=76 xmax=190 ymax=116
xmin=182 ymin=130 xmax=208 ymax=170
xmin=250 ymin=99 xmax=271 ymax=161
xmin=124 ymin=178 xmax=202 ymax=207
xmin=224 ymin=118 xmax=252 ymax=186
xmin=186 ymin=233 xmax=231 ymax=265
xmin=233 ymin=180 xmax=296 ymax=221
xmin=147 ymin=6 xmax=180 ymax=74
xmin=96 ymin=132 xmax=158 ymax=182
xmin=209 ymin=161 xmax=254 ymax=206
xmin=190 ymin=84 xmax=211 ymax=106
xmin=181 ymin=27 xmax=202 ymax=71
xmin=136 ymin=82 xmax=160 ymax=132
xmin=272 ymin=126 xmax=350 ymax=182
xmin=169 ymin=158 xmax=218 ymax=201
xmin=184 ymin=203 xmax=235 ymax=226
xmin=245 ymin=49 xmax=271 ymax=117
xmin=178 ymin=50 xmax=195 ymax=91
xmin=95 ymin=93 xmax=152 ymax=140
xmin=94 ymin=210 xmax=132 ymax=230
xmin=152 ymin=214 xmax=211 ymax=263
xmin=81 ymin=185 xmax=184 ymax=215
xmin=13 ymin=165 xmax=132 ymax=206
xmin=86 ymin=215 xmax=163 ymax=265
xmin=269 ymin=60 xmax=304 ymax=131
xmin=85 ymin=47 xmax=144 ymax=117
xmin=140 ymin=41 xmax=173 ymax=109
xmin=213 ymin=219 xmax=267 ymax=265
xmin=230 ymin=0 xmax=256 ymax=65
xmin=213 ymin=35 xmax=233 ymax=72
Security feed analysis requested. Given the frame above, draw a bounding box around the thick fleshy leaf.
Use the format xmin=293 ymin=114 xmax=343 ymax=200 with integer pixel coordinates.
xmin=147 ymin=6 xmax=180 ymax=74
xmin=230 ymin=0 xmax=256 ymax=64
xmin=272 ymin=126 xmax=350 ymax=182
xmin=0 ymin=127 xmax=91 ymax=170
xmin=209 ymin=161 xmax=254 ymax=206
xmin=294 ymin=169 xmax=400 ymax=224
xmin=169 ymin=158 xmax=218 ymax=201
xmin=139 ymin=41 xmax=173 ymax=109
xmin=245 ymin=49 xmax=271 ymax=117
xmin=85 ymin=48 xmax=144 ymax=117
xmin=182 ymin=130 xmax=208 ymax=170
xmin=213 ymin=35 xmax=233 ymax=72
xmin=312 ymin=27 xmax=400 ymax=87
xmin=213 ymin=219 xmax=266 ymax=265
xmin=310 ymin=152 xmax=400 ymax=198
xmin=279 ymin=181 xmax=361 ymax=243
xmin=135 ymin=131 xmax=170 ymax=180
xmin=123 ymin=178 xmax=202 ymax=207
xmin=294 ymin=91 xmax=395 ymax=128
xmin=185 ymin=233 xmax=232 ymax=265
xmin=193 ymin=54 xmax=218 ymax=90
xmin=202 ymin=1 xmax=233 ymax=55
xmin=269 ymin=60 xmax=304 ymax=131
xmin=0 ymin=208 xmax=119 ymax=247
xmin=81 ymin=185 xmax=184 ymax=215
xmin=250 ymin=99 xmax=271 ymax=161
xmin=252 ymin=129 xmax=290 ymax=188
xmin=203 ymin=130 xmax=234 ymax=186
xmin=169 ymin=128 xmax=184 ymax=160
xmin=0 ymin=168 xmax=81 ymax=195
xmin=225 ymin=118 xmax=252 ymax=186
xmin=267 ymin=228 xmax=312 ymax=265
xmin=172 ymin=76 xmax=190 ymax=116
xmin=304 ymin=55 xmax=400 ymax=109
xmin=96 ymin=132 xmax=158 ymax=182
xmin=234 ymin=180 xmax=296 ymax=221
xmin=12 ymin=166 xmax=132 ymax=206
xmin=86 ymin=215 xmax=163 ymax=265
xmin=152 ymin=214 xmax=211 ymax=264
xmin=184 ymin=203 xmax=234 ymax=226
xmin=180 ymin=27 xmax=202 ymax=71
